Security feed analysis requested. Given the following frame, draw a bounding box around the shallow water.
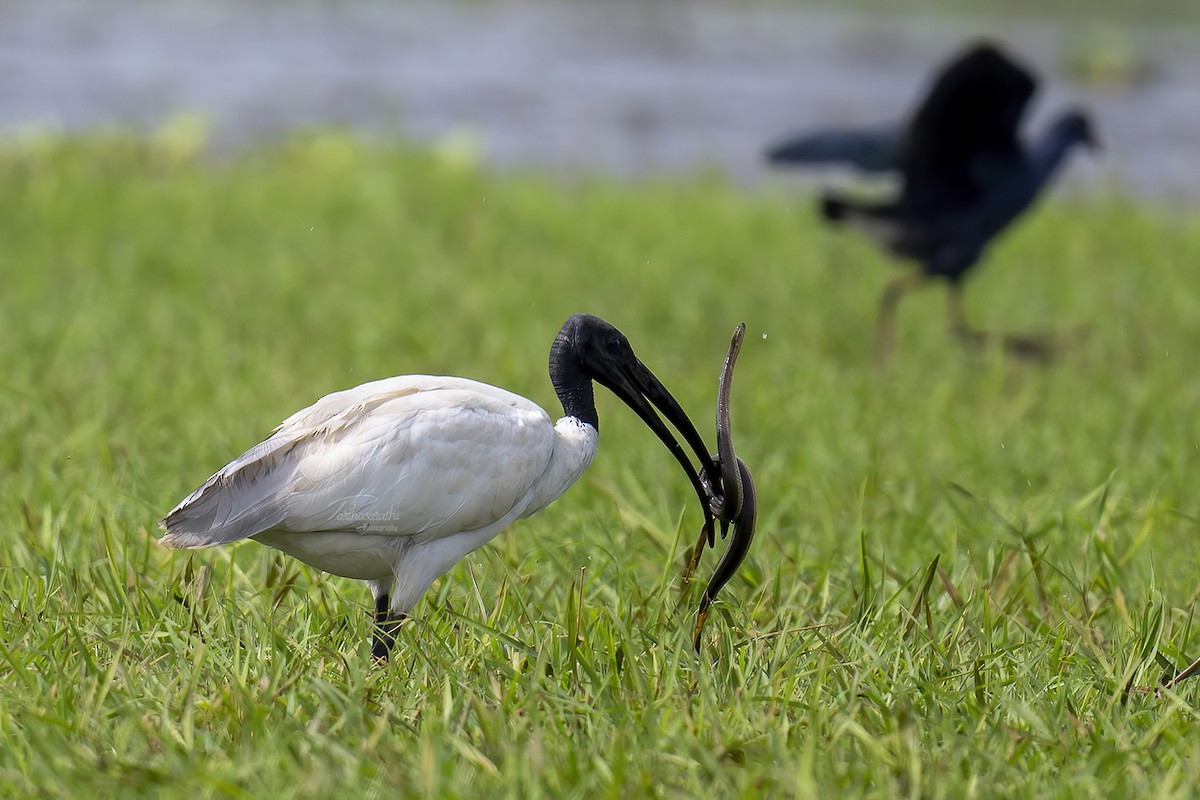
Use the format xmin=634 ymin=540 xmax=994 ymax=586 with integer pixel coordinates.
xmin=1 ymin=0 xmax=1197 ymax=198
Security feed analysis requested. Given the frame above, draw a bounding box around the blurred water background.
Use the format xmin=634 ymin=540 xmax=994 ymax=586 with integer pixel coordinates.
xmin=1 ymin=0 xmax=1197 ymax=199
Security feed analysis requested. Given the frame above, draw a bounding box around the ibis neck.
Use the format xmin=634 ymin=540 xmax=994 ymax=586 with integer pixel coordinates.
xmin=1028 ymin=120 xmax=1082 ymax=187
xmin=975 ymin=123 xmax=1082 ymax=237
xmin=549 ymin=333 xmax=599 ymax=430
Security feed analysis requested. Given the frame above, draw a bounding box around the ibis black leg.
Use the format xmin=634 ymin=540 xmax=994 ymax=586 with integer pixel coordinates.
xmin=947 ymin=282 xmax=1068 ymax=361
xmin=876 ymin=271 xmax=923 ymax=362
xmin=371 ymin=593 xmax=406 ymax=662
xmin=946 ymin=282 xmax=990 ymax=348
xmin=946 ymin=282 xmax=970 ymax=338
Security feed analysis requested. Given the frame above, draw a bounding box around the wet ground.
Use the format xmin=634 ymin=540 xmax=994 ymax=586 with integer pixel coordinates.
xmin=2 ymin=0 xmax=1198 ymax=198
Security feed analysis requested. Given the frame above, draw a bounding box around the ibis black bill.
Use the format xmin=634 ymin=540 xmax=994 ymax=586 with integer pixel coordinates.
xmin=683 ymin=322 xmax=760 ymax=650
xmin=597 ymin=357 xmax=720 ymax=548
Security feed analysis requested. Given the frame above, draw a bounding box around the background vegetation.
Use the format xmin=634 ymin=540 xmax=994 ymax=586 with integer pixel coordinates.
xmin=2 ymin=132 xmax=1200 ymax=797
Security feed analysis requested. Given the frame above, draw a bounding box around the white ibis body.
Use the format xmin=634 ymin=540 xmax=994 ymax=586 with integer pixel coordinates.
xmin=160 ymin=314 xmax=717 ymax=660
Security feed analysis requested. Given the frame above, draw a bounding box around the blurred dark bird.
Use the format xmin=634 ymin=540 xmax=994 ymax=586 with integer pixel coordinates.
xmin=766 ymin=41 xmax=1099 ymax=359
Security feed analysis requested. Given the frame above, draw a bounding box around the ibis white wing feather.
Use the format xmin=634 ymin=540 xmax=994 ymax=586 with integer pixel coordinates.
xmin=160 ymin=376 xmax=557 ymax=548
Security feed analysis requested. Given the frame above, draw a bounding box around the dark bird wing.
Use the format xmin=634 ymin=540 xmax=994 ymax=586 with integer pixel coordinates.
xmin=900 ymin=42 xmax=1037 ymax=213
xmin=765 ymin=126 xmax=902 ymax=173
xmin=821 ymin=191 xmax=939 ymax=262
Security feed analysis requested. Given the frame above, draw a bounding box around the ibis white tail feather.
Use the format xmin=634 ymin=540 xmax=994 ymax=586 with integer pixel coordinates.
xmin=159 ymin=377 xmax=458 ymax=549
xmin=159 ymin=433 xmax=307 ymax=548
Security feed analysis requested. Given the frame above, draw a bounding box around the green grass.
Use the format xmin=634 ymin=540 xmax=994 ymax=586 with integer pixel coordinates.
xmin=3 ymin=130 xmax=1200 ymax=797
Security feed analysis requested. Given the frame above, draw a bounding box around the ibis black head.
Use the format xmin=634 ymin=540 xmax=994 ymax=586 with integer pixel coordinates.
xmin=550 ymin=313 xmax=718 ymax=537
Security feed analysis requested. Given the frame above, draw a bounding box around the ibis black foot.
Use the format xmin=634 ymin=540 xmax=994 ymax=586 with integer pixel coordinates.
xmin=370 ymin=593 xmax=406 ymax=662
xmin=999 ymin=332 xmax=1058 ymax=362
xmin=953 ymin=326 xmax=1084 ymax=363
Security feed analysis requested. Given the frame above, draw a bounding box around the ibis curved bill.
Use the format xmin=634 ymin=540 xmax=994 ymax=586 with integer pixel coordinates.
xmin=160 ymin=313 xmax=718 ymax=660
